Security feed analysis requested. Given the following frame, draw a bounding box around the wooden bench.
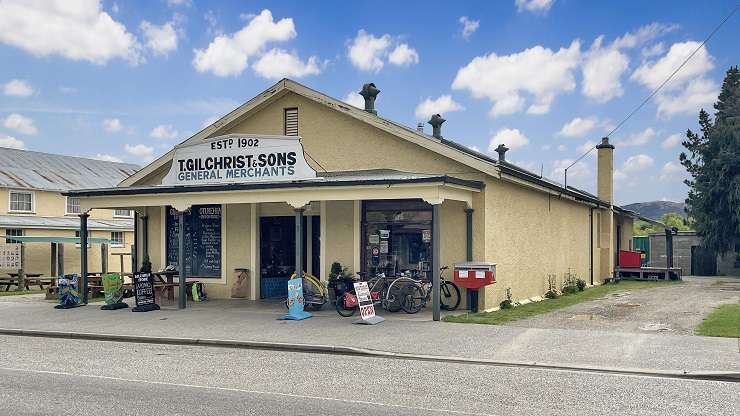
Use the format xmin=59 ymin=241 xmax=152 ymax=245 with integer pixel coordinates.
xmin=1 ymin=276 xmax=55 ymax=291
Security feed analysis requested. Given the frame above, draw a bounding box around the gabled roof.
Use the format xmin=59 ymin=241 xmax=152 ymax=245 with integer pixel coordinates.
xmin=0 ymin=147 xmax=138 ymax=192
xmin=117 ymin=78 xmax=627 ymax=210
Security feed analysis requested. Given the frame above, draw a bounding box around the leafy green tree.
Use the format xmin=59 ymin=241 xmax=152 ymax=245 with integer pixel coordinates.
xmin=680 ymin=66 xmax=740 ymax=254
xmin=633 ymin=213 xmax=691 ymax=236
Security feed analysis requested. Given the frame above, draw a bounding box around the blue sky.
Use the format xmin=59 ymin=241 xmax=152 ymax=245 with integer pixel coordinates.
xmin=0 ymin=0 xmax=738 ymax=205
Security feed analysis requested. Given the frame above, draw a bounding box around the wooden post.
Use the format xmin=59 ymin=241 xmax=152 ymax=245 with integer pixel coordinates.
xmin=80 ymin=213 xmax=89 ymax=304
xmin=178 ymin=210 xmax=186 ymax=309
xmin=57 ymin=243 xmax=65 ymax=277
xmin=50 ymin=242 xmax=57 ymax=277
xmin=101 ymin=243 xmax=108 ymax=274
xmin=294 ymin=208 xmax=304 ymax=281
xmin=432 ymin=203 xmax=441 ymax=321
xmin=16 ymin=242 xmax=26 ymax=292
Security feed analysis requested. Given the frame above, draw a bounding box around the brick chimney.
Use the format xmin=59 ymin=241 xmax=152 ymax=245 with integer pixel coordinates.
xmin=596 ymin=136 xmax=615 ymax=281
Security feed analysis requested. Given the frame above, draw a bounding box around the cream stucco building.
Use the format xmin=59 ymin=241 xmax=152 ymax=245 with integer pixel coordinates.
xmin=0 ymin=148 xmax=137 ymax=277
xmin=68 ymin=79 xmax=641 ymax=311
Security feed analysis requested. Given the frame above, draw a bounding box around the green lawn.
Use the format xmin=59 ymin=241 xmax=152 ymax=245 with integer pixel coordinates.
xmin=444 ymin=280 xmax=683 ymax=325
xmin=695 ymin=304 xmax=740 ymax=338
xmin=0 ymin=289 xmax=45 ymax=297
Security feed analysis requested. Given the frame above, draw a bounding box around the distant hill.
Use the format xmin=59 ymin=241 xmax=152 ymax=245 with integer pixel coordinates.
xmin=623 ymin=201 xmax=686 ymax=220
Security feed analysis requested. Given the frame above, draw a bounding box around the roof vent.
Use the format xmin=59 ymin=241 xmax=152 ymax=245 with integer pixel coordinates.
xmin=359 ymin=83 xmax=380 ymax=115
xmin=417 ymin=123 xmax=424 ymax=133
xmin=495 ymin=143 xmax=509 ymax=162
xmin=428 ymin=114 xmax=445 ymax=139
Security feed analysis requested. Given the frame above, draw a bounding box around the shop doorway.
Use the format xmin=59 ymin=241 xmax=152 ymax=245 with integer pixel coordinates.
xmin=259 ymin=216 xmax=320 ymax=299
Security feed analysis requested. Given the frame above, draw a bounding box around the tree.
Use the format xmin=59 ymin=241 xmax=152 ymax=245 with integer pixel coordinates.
xmin=633 ymin=213 xmax=692 ymax=236
xmin=680 ymin=66 xmax=740 ymax=255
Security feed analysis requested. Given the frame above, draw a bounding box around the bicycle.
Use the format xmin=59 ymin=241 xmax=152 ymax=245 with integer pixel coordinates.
xmin=391 ymin=266 xmax=461 ymax=314
xmin=332 ymin=273 xmax=405 ymax=317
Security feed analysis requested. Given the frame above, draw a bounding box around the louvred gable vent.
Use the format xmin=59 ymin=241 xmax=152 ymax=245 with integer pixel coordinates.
xmin=284 ymin=108 xmax=298 ymax=136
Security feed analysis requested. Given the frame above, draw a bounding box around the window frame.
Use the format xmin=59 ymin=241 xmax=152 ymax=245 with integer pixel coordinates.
xmin=113 ymin=209 xmax=133 ymax=218
xmin=8 ymin=190 xmax=34 ymax=213
xmin=5 ymin=228 xmax=23 ymax=244
xmin=110 ymin=231 xmax=125 ymax=248
xmin=74 ymin=230 xmax=92 ymax=248
xmin=65 ymin=196 xmax=81 ymax=215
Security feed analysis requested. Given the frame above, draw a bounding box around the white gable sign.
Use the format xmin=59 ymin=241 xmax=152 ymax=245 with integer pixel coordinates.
xmin=163 ymin=134 xmax=316 ymax=186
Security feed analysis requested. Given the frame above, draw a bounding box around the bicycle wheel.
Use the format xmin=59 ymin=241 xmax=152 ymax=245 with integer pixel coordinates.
xmin=384 ymin=282 xmax=403 ymax=312
xmin=401 ymin=283 xmax=425 ymax=314
xmin=440 ymin=281 xmax=461 ymax=311
xmin=335 ymin=294 xmax=356 ymax=317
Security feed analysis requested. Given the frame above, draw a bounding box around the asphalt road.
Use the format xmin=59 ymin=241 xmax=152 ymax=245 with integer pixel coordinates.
xmin=0 ymin=335 xmax=737 ymax=416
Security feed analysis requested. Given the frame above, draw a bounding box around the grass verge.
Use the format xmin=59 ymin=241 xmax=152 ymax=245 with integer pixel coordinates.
xmin=695 ymin=304 xmax=740 ymax=338
xmin=444 ymin=280 xmax=683 ymax=325
xmin=0 ymin=289 xmax=45 ymax=297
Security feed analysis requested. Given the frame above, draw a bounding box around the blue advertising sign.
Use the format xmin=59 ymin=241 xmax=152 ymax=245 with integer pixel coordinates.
xmin=279 ymin=277 xmax=312 ymax=320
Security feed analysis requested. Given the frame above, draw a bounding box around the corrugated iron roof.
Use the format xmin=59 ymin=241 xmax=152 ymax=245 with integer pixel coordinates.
xmin=0 ymin=215 xmax=133 ymax=231
xmin=0 ymin=147 xmax=138 ymax=191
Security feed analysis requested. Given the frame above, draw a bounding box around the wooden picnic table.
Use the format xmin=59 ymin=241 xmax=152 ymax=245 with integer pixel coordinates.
xmin=153 ymin=270 xmax=178 ymax=301
xmin=1 ymin=274 xmax=56 ymax=291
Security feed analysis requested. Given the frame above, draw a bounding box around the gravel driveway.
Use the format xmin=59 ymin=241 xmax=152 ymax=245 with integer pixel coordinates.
xmin=506 ymin=276 xmax=740 ymax=336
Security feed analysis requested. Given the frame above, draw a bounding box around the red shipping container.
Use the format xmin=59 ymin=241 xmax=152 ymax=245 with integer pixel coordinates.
xmin=619 ymin=250 xmax=641 ymax=268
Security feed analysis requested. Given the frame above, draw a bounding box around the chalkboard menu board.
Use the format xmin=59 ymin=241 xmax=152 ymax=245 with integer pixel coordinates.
xmin=133 ymin=272 xmax=155 ymax=306
xmin=166 ymin=204 xmax=222 ymax=278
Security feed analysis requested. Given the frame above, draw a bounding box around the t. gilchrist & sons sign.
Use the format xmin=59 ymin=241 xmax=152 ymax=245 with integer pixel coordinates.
xmin=163 ymin=134 xmax=317 ymax=186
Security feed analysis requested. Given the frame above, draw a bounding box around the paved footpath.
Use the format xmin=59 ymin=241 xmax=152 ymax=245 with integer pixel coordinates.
xmin=0 ymin=292 xmax=738 ymax=376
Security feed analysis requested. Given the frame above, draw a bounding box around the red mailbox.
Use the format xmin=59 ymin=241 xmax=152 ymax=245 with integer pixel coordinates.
xmin=453 ymin=262 xmax=496 ymax=290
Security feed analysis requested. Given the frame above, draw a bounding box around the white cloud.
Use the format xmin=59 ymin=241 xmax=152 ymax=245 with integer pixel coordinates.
xmin=576 ymin=140 xmax=597 ymax=155
xmin=631 ymin=41 xmax=717 ymax=117
xmin=581 ymin=37 xmax=629 ymax=102
xmin=150 ymin=124 xmax=178 ymax=140
xmin=201 ymin=115 xmax=220 ymax=128
xmin=103 ymin=118 xmax=123 ymax=133
xmin=167 ymin=0 xmax=191 ymax=6
xmin=613 ymin=169 xmax=628 ymax=182
xmin=141 ymin=20 xmax=178 ymax=56
xmin=388 ymin=43 xmax=419 ymax=66
xmin=558 ymin=116 xmax=598 ymax=138
xmin=3 ymin=79 xmax=34 ymax=97
xmin=124 ymin=143 xmax=154 ymax=159
xmin=347 ymin=30 xmax=391 ymax=72
xmin=0 ymin=0 xmax=141 ymax=64
xmin=515 ymin=0 xmax=555 ymax=14
xmin=631 ymin=41 xmax=714 ymax=90
xmin=414 ymin=95 xmax=465 ymax=119
xmin=3 ymin=113 xmax=37 ymax=135
xmin=342 ymin=91 xmax=365 ymax=108
xmin=551 ymin=158 xmax=591 ymax=182
xmin=252 ymin=48 xmax=321 ymax=79
xmin=0 ymin=134 xmax=26 ymax=149
xmin=459 ymin=16 xmax=479 ymax=40
xmin=619 ymin=127 xmax=656 ymax=146
xmin=488 ymin=128 xmax=529 ymax=151
xmin=622 ymin=154 xmax=654 ymax=172
xmin=193 ymin=9 xmax=296 ymax=77
xmin=452 ymin=40 xmax=581 ymax=117
xmin=94 ymin=153 xmax=123 ymax=163
xmin=59 ymin=86 xmax=77 ymax=94
xmin=660 ymin=161 xmax=683 ymax=181
xmin=642 ymin=42 xmax=665 ymax=58
xmin=557 ymin=144 xmax=567 ymax=152
xmin=661 ymin=133 xmax=682 ymax=149
xmin=611 ymin=23 xmax=678 ymax=49
xmin=654 ymin=78 xmax=718 ymax=118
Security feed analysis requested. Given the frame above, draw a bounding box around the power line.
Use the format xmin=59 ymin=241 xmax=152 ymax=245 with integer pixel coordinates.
xmin=606 ymin=4 xmax=739 ymax=138
xmin=563 ymin=3 xmax=739 ymax=188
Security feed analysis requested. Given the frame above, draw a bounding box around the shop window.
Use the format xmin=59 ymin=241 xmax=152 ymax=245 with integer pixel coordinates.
xmin=5 ymin=228 xmax=23 ymax=244
xmin=111 ymin=231 xmax=124 ymax=247
xmin=66 ymin=197 xmax=81 ymax=214
xmin=114 ymin=209 xmax=132 ymax=217
xmin=284 ymin=108 xmax=298 ymax=136
xmin=9 ymin=190 xmax=33 ymax=212
xmin=362 ymin=200 xmax=433 ymax=279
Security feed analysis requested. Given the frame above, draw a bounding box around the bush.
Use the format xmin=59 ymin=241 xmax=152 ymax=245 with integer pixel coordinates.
xmin=561 ymin=285 xmax=577 ymax=295
xmin=576 ymin=279 xmax=587 ymax=291
xmin=500 ymin=299 xmax=513 ymax=309
xmin=544 ymin=290 xmax=559 ymax=299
